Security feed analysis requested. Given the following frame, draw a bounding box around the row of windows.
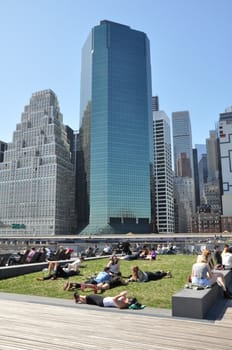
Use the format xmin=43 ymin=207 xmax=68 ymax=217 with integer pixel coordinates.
xmin=109 ymin=217 xmax=150 ymax=224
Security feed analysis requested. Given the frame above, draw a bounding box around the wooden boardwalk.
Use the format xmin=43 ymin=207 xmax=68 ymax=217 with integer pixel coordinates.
xmin=0 ymin=292 xmax=232 ymax=350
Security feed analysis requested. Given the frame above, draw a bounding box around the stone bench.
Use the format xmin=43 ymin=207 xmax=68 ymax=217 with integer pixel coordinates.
xmin=172 ymin=270 xmax=232 ymax=319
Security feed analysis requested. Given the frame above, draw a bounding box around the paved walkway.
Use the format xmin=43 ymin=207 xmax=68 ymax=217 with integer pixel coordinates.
xmin=0 ymin=292 xmax=232 ymax=349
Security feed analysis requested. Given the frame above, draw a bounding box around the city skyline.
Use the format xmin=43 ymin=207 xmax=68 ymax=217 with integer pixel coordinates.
xmin=0 ymin=0 xmax=232 ymax=145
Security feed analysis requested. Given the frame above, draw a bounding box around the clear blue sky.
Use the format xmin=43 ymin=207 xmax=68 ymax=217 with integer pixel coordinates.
xmin=0 ymin=0 xmax=231 ymax=145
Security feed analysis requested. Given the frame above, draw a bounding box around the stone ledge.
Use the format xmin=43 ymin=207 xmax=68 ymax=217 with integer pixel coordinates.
xmin=172 ymin=270 xmax=232 ymax=319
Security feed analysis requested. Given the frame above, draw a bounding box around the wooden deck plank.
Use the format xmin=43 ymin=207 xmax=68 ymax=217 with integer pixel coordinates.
xmin=0 ymin=295 xmax=232 ymax=350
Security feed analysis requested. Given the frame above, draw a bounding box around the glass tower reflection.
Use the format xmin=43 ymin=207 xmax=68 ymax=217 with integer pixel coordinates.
xmin=78 ymin=20 xmax=153 ymax=234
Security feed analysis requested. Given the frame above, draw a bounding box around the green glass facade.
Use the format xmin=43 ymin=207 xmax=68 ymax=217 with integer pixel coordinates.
xmin=78 ymin=20 xmax=153 ymax=234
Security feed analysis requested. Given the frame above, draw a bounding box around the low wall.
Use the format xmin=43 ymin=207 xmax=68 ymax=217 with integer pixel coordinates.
xmin=0 ymin=255 xmax=109 ymax=280
xmin=0 ymin=261 xmax=55 ymax=279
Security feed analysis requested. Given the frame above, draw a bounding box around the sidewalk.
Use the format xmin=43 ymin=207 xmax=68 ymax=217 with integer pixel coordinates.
xmin=0 ymin=292 xmax=231 ymax=350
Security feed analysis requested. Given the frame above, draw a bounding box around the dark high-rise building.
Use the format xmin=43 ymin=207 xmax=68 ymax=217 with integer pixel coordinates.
xmin=177 ymin=152 xmax=191 ymax=177
xmin=0 ymin=141 xmax=7 ymax=162
xmin=193 ymin=148 xmax=200 ymax=209
xmin=152 ymin=96 xmax=159 ymax=112
xmin=195 ymin=144 xmax=206 ymax=163
xmin=78 ymin=20 xmax=153 ymax=234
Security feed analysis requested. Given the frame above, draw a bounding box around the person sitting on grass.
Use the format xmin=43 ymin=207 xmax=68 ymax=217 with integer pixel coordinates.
xmin=144 ymin=247 xmax=157 ymax=260
xmin=107 ymin=255 xmax=120 ymax=275
xmin=73 ymin=290 xmax=140 ymax=309
xmin=128 ymin=265 xmax=172 ymax=283
xmin=139 ymin=246 xmax=150 ymax=259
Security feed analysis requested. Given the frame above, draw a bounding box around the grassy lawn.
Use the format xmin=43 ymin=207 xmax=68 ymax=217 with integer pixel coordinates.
xmin=0 ymin=254 xmax=196 ymax=309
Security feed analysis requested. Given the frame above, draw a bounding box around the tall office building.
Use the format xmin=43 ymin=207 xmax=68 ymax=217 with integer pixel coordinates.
xmin=206 ymin=130 xmax=220 ymax=182
xmin=219 ymin=107 xmax=232 ymax=217
xmin=193 ymin=148 xmax=200 ymax=209
xmin=172 ymin=111 xmax=195 ymax=232
xmin=198 ymin=153 xmax=208 ymax=203
xmin=177 ymin=152 xmax=192 ymax=177
xmin=192 ymin=135 xmax=222 ymax=232
xmin=173 ymin=176 xmax=194 ymax=233
xmin=204 ymin=129 xmax=222 ymax=213
xmin=194 ymin=144 xmax=207 ymax=208
xmin=172 ymin=111 xmax=193 ymax=176
xmin=152 ymin=96 xmax=159 ymax=112
xmin=195 ymin=144 xmax=206 ymax=163
xmin=153 ymin=110 xmax=174 ymax=233
xmin=78 ymin=20 xmax=153 ymax=234
xmin=0 ymin=90 xmax=76 ymax=236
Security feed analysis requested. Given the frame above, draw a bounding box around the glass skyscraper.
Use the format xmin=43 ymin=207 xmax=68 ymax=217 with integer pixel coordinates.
xmin=172 ymin=111 xmax=193 ymax=177
xmin=78 ymin=20 xmax=153 ymax=234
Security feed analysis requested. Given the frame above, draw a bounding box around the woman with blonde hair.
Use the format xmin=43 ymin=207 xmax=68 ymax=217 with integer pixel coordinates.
xmin=191 ymin=253 xmax=232 ymax=298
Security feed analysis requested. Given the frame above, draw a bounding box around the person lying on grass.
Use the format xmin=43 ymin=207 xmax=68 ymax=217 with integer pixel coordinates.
xmin=73 ymin=290 xmax=144 ymax=309
xmin=127 ymin=265 xmax=172 ymax=283
xmin=64 ymin=273 xmax=128 ymax=293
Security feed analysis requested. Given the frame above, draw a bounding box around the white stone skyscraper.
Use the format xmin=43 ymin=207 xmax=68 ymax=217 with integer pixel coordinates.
xmin=0 ymin=89 xmax=76 ymax=236
xmin=153 ymin=109 xmax=174 ymax=233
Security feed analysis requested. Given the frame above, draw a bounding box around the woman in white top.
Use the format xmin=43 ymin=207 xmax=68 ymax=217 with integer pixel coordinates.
xmin=74 ymin=290 xmax=136 ymax=309
xmin=222 ymin=246 xmax=232 ymax=269
xmin=191 ymin=251 xmax=232 ymax=298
